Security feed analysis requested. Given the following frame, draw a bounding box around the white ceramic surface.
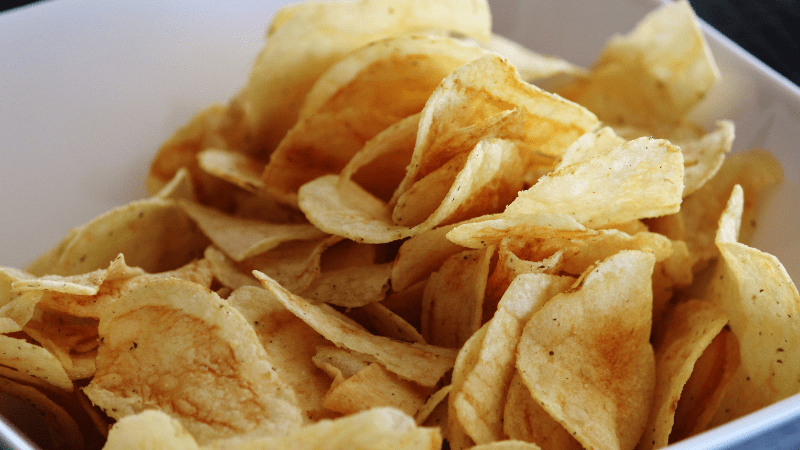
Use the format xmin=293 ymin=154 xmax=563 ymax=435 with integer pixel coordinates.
xmin=1 ymin=1 xmax=799 ymax=449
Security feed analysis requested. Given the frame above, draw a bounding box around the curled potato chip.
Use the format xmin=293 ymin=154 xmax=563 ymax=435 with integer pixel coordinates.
xmin=255 ymin=271 xmax=457 ymax=387
xmin=0 ymin=334 xmax=73 ymax=391
xmin=558 ymin=0 xmax=719 ymax=131
xmin=84 ymin=278 xmax=303 ymax=444
xmin=638 ymin=299 xmax=732 ymax=450
xmin=300 ymin=262 xmax=392 ymax=308
xmin=246 ymin=0 xmax=491 ymax=156
xmin=454 ymin=273 xmax=573 ymax=444
xmin=421 ymin=247 xmax=493 ymax=348
xmin=503 ymin=373 xmax=581 ymax=450
xmin=516 ymin=250 xmax=656 ymax=450
xmin=198 ymin=149 xmax=265 ymax=194
xmin=391 ymin=224 xmax=466 ymax=292
xmin=394 ymin=54 xmax=598 ymax=203
xmin=300 ymin=138 xmax=528 ymax=243
xmin=706 ymin=185 xmax=800 ymax=423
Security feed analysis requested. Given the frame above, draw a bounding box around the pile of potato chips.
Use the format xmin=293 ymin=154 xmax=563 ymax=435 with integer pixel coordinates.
xmin=1 ymin=1 xmax=797 ymax=449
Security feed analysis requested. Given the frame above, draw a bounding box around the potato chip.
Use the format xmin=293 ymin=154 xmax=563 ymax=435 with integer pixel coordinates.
xmin=503 ymin=137 xmax=684 ymax=228
xmin=471 ymin=439 xmax=545 ymax=450
xmin=84 ymin=278 xmax=303 ymax=444
xmin=255 ymin=271 xmax=457 ymax=387
xmin=27 ymin=197 xmax=209 ymax=276
xmin=206 ymin=235 xmax=342 ymax=293
xmin=421 ymin=247 xmax=493 ymax=348
xmin=678 ymin=120 xmax=734 ymax=197
xmin=558 ymin=0 xmax=719 ymax=131
xmin=637 ymin=299 xmax=732 ymax=450
xmin=323 ymin=362 xmax=432 ymax=417
xmin=343 ymin=113 xmax=421 ymax=202
xmin=179 ymin=200 xmax=327 ymax=262
xmin=0 ymin=334 xmax=73 ymax=391
xmin=680 ymin=149 xmax=783 ymax=271
xmin=503 ymin=373 xmax=581 ymax=450
xmin=104 ymin=409 xmax=200 ymax=450
xmin=300 ymin=138 xmax=529 ymax=243
xmin=223 ymin=407 xmax=442 ymax=450
xmin=415 ymin=384 xmax=451 ymax=425
xmin=516 ymin=250 xmax=656 ymax=450
xmin=391 ymin=224 xmax=466 ymax=292
xmin=356 ymin=301 xmax=425 ymax=344
xmin=670 ymin=327 xmax=739 ymax=443
xmin=246 ymin=0 xmax=491 ymax=156
xmin=454 ymin=273 xmax=574 ymax=444
xmin=147 ymin=93 xmax=250 ymax=208
xmin=705 ymin=185 xmax=800 ymax=423
xmin=226 ymin=286 xmax=335 ymax=422
xmin=447 ymin=323 xmax=486 ymax=450
xmin=393 ymin=54 xmax=598 ymax=203
xmin=300 ymin=263 xmax=392 ymax=308
xmin=198 ymin=148 xmax=265 ymax=194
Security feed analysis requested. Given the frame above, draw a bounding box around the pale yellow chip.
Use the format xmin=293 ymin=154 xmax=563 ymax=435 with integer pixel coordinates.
xmin=483 ymin=33 xmax=588 ymax=85
xmin=356 ymin=301 xmax=426 ymax=344
xmin=246 ymin=0 xmax=491 ymax=156
xmin=27 ymin=198 xmax=209 ymax=276
xmin=503 ymin=137 xmax=684 ymax=228
xmin=299 ymin=263 xmax=392 ymax=308
xmin=516 ymin=250 xmax=656 ymax=450
xmin=83 ymin=278 xmax=303 ymax=445
xmin=299 ymin=138 xmax=529 ymax=243
xmin=421 ymin=247 xmax=493 ymax=348
xmin=503 ymin=373 xmax=581 ymax=450
xmin=226 ymin=286 xmax=335 ymax=423
xmin=454 ymin=273 xmax=573 ymax=444
xmin=222 ymin=407 xmax=442 ymax=450
xmin=680 ymin=149 xmax=783 ymax=271
xmin=706 ymin=185 xmax=800 ymax=423
xmin=0 ymin=334 xmax=73 ymax=392
xmin=255 ymin=271 xmax=457 ymax=387
xmin=446 ymin=323 xmax=486 ymax=450
xmin=638 ymin=299 xmax=731 ymax=450
xmin=323 ymin=362 xmax=432 ymax=417
xmin=104 ymin=409 xmax=200 ymax=450
xmin=558 ymin=0 xmax=719 ymax=131
xmin=391 ymin=224 xmax=466 ymax=292
xmin=393 ymin=53 xmax=598 ymax=203
xmin=179 ymin=200 xmax=327 ymax=262
xmin=679 ymin=120 xmax=734 ymax=197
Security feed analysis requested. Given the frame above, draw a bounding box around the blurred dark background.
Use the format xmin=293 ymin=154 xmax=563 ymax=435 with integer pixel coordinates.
xmin=2 ymin=0 xmax=798 ymax=88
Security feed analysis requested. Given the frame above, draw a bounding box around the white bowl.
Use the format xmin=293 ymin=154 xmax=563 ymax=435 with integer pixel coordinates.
xmin=1 ymin=1 xmax=798 ymax=448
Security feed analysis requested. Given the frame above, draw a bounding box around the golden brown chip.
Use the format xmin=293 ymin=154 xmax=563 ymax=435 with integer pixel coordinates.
xmin=83 ymin=278 xmax=303 ymax=444
xmin=391 ymin=224 xmax=466 ymax=292
xmin=516 ymin=251 xmax=656 ymax=450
